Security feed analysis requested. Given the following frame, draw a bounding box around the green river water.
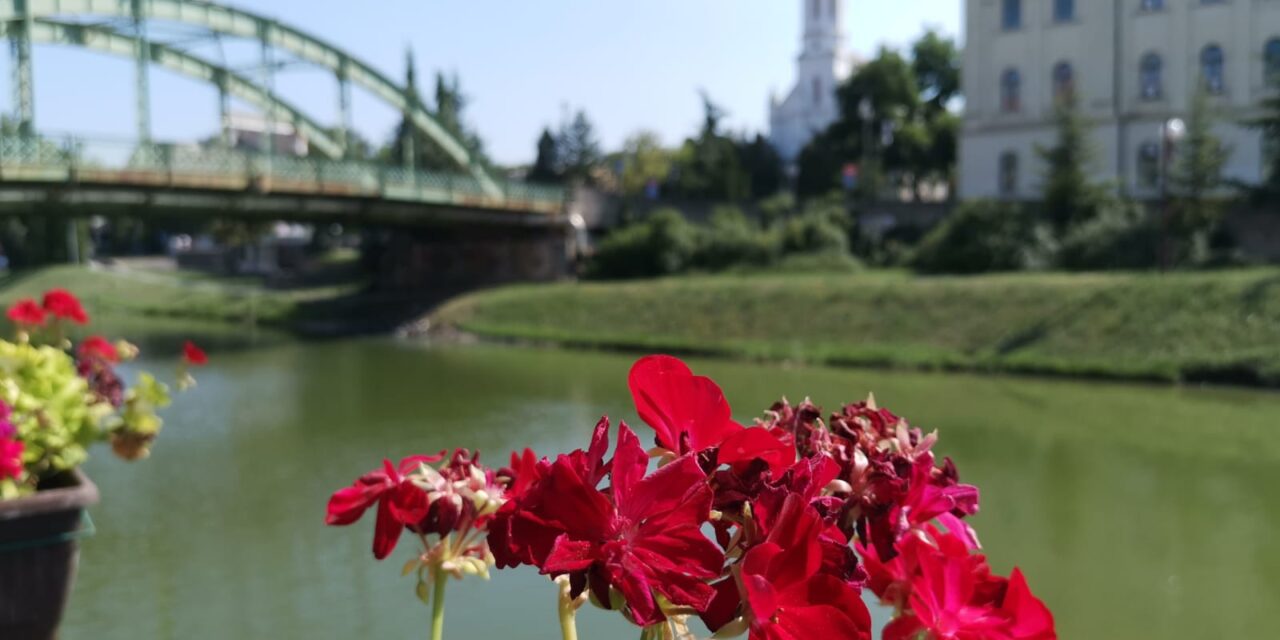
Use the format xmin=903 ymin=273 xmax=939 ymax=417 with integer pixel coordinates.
xmin=60 ymin=336 xmax=1280 ymax=638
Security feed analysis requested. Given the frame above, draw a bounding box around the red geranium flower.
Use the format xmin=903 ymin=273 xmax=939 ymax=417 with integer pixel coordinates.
xmin=182 ymin=341 xmax=208 ymax=366
xmin=881 ymin=535 xmax=1056 ymax=640
xmin=0 ymin=437 xmax=23 ymax=480
xmin=78 ymin=336 xmax=120 ymax=363
xmin=41 ymin=289 xmax=88 ymax=324
xmin=494 ymin=419 xmax=725 ymax=626
xmin=326 ymin=454 xmax=444 ymax=559
xmin=628 ymin=355 xmax=792 ymax=471
xmin=6 ymin=298 xmax=45 ymax=327
xmin=734 ymin=494 xmax=871 ymax=640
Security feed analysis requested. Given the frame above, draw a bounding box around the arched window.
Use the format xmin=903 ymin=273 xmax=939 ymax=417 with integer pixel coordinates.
xmin=999 ymin=152 xmax=1019 ymax=197
xmin=1138 ymin=142 xmax=1161 ymax=189
xmin=1052 ymin=61 xmax=1075 ymax=101
xmin=1001 ymin=68 xmax=1022 ymax=113
xmin=1140 ymin=52 xmax=1163 ymax=100
xmin=1265 ymin=38 xmax=1280 ymax=86
xmin=1002 ymin=0 xmax=1022 ymax=30
xmin=1053 ymin=0 xmax=1074 ymax=22
xmin=1201 ymin=44 xmax=1225 ymax=94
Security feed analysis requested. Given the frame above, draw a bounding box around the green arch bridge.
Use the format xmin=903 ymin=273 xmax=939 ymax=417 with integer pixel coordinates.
xmin=0 ymin=0 xmax=567 ymax=225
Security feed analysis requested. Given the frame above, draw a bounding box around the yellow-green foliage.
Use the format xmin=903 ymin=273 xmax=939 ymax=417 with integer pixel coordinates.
xmin=119 ymin=372 xmax=171 ymax=436
xmin=0 ymin=341 xmax=108 ymax=476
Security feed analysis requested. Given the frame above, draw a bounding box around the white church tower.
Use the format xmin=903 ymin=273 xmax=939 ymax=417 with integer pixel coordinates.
xmin=769 ymin=0 xmax=853 ymax=166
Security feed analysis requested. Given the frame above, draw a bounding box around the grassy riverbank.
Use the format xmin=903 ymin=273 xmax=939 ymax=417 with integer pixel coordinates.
xmin=0 ymin=264 xmax=348 ymax=326
xmin=432 ymin=269 xmax=1280 ymax=386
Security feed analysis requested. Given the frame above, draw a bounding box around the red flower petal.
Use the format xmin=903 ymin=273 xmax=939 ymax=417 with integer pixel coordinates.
xmin=182 ymin=340 xmax=208 ymax=366
xmin=1002 ymin=568 xmax=1057 ymax=639
xmin=6 ymin=299 xmax=45 ymax=327
xmin=628 ymin=355 xmax=741 ymax=454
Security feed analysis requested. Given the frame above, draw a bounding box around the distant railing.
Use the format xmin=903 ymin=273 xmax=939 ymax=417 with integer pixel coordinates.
xmin=0 ymin=135 xmax=566 ymax=216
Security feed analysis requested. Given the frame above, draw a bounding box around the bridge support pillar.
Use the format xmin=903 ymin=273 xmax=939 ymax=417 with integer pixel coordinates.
xmin=371 ymin=224 xmax=571 ymax=291
xmin=10 ymin=1 xmax=34 ymax=136
xmin=131 ymin=0 xmax=152 ymax=144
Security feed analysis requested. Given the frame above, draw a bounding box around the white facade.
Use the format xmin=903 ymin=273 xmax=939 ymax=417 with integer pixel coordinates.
xmin=961 ymin=0 xmax=1280 ymax=200
xmin=769 ymin=0 xmax=855 ymax=165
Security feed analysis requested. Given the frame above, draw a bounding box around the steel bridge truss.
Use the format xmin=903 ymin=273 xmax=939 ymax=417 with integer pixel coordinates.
xmin=0 ymin=0 xmax=502 ymax=196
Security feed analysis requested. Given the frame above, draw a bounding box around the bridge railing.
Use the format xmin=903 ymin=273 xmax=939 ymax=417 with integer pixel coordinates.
xmin=0 ymin=135 xmax=567 ymax=215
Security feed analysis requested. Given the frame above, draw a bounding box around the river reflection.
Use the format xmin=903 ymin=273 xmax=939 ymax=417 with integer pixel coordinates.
xmin=63 ymin=339 xmax=1280 ymax=638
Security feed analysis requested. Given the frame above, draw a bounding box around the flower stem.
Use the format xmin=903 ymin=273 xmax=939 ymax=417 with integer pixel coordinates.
xmin=556 ymin=576 xmax=580 ymax=640
xmin=430 ymin=569 xmax=448 ymax=640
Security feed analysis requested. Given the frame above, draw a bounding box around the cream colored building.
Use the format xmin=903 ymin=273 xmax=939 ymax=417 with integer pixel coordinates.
xmin=961 ymin=0 xmax=1280 ymax=200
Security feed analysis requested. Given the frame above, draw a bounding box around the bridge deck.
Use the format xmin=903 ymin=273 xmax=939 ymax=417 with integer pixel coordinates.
xmin=0 ymin=137 xmax=566 ymax=224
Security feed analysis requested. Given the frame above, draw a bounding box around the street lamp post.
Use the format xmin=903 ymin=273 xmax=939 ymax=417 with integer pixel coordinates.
xmin=859 ymin=98 xmax=874 ymax=205
xmin=1159 ymin=117 xmax=1185 ymax=272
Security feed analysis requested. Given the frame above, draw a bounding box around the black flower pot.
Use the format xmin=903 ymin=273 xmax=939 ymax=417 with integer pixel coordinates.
xmin=0 ymin=470 xmax=99 ymax=640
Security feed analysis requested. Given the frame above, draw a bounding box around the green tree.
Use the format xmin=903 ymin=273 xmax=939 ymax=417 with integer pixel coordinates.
xmin=912 ymin=30 xmax=961 ymax=113
xmin=558 ymin=109 xmax=603 ymax=184
xmin=1037 ymin=98 xmax=1105 ymax=232
xmin=384 ymin=52 xmax=490 ymax=172
xmin=670 ymin=92 xmax=751 ymax=201
xmin=528 ymin=127 xmax=562 ymax=183
xmin=797 ymin=36 xmax=959 ymax=200
xmin=618 ymin=131 xmax=672 ymax=197
xmin=739 ymin=134 xmax=785 ymax=199
xmin=1171 ymin=90 xmax=1230 ymax=233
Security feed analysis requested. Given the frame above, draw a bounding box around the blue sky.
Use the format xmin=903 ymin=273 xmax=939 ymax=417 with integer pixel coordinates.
xmin=12 ymin=1 xmax=961 ymax=165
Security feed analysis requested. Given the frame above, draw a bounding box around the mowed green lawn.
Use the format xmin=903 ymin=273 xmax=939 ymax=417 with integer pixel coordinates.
xmin=433 ymin=269 xmax=1280 ymax=385
xmin=0 ymin=264 xmax=357 ymax=327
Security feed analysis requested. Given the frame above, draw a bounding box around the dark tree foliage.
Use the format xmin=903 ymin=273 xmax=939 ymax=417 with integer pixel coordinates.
xmin=527 ymin=128 xmax=562 ymax=183
xmin=384 ymin=53 xmax=490 ymax=173
xmin=797 ymin=33 xmax=959 ymax=199
xmin=558 ymin=110 xmax=603 ymax=184
xmin=1036 ymin=98 xmax=1106 ymax=233
xmin=739 ymin=134 xmax=786 ymax=199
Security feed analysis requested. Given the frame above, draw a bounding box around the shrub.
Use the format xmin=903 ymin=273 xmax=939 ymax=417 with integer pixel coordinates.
xmin=586 ymin=208 xmax=697 ymax=280
xmin=1056 ymin=201 xmax=1163 ymax=271
xmin=780 ymin=197 xmax=851 ymax=257
xmin=911 ymin=200 xmax=1054 ymax=274
xmin=692 ymin=206 xmax=779 ymax=271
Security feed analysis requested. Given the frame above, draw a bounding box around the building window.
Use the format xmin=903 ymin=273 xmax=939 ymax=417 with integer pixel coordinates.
xmin=1141 ymin=0 xmax=1164 ymax=10
xmin=1266 ymin=38 xmax=1280 ymax=86
xmin=813 ymin=78 xmax=822 ymax=105
xmin=1053 ymin=0 xmax=1074 ymax=22
xmin=1052 ymin=61 xmax=1075 ymax=102
xmin=1138 ymin=142 xmax=1161 ymax=189
xmin=999 ymin=152 xmax=1019 ymax=197
xmin=1001 ymin=68 xmax=1022 ymax=112
xmin=1140 ymin=52 xmax=1163 ymax=100
xmin=1201 ymin=44 xmax=1225 ymax=94
xmin=1002 ymin=0 xmax=1022 ymax=30
xmin=811 ymin=0 xmax=821 ymax=20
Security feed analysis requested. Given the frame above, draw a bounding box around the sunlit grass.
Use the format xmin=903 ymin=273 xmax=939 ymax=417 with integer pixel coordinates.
xmin=434 ymin=269 xmax=1280 ymax=385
